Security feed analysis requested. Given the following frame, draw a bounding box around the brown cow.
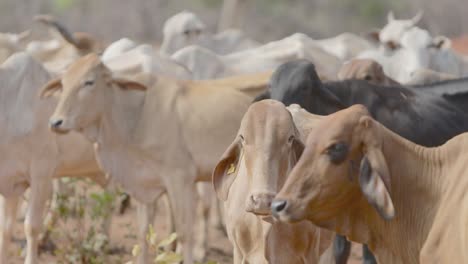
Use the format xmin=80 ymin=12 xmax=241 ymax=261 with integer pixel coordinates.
xmin=272 ymin=104 xmax=468 ymax=264
xmin=337 ymin=59 xmax=399 ymax=86
xmin=213 ymin=100 xmax=333 ymax=263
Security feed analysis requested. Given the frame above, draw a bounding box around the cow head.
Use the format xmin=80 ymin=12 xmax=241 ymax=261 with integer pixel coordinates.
xmin=160 ymin=11 xmax=206 ymax=55
xmin=272 ymin=105 xmax=395 ymax=225
xmin=213 ymin=100 xmax=304 ymax=216
xmin=40 ymin=53 xmax=147 ymax=134
xmin=379 ymin=11 xmax=423 ymax=49
xmin=338 ymin=59 xmax=387 ymax=85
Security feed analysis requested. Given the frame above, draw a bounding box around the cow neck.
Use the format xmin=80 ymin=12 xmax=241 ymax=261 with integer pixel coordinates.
xmin=91 ymin=85 xmax=145 ymax=147
xmin=334 ymin=123 xmax=451 ymax=264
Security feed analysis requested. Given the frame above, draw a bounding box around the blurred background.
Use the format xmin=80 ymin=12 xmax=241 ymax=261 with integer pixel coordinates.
xmin=1 ymin=0 xmax=467 ymax=43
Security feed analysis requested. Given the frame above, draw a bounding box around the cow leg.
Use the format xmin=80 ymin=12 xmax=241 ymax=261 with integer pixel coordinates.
xmin=194 ymin=183 xmax=210 ymax=261
xmin=167 ymin=181 xmax=196 ymax=264
xmin=333 ymin=235 xmax=351 ymax=264
xmin=38 ymin=179 xmax=64 ymax=252
xmin=136 ymin=200 xmax=156 ymax=264
xmin=0 ymin=196 xmax=19 ymax=263
xmin=24 ymin=172 xmax=53 ymax=264
xmin=362 ymin=244 xmax=377 ymax=264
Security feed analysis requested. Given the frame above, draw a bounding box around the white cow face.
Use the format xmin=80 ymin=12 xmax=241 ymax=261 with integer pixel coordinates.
xmin=379 ymin=11 xmax=423 ymax=49
xmin=160 ymin=11 xmax=207 ymax=55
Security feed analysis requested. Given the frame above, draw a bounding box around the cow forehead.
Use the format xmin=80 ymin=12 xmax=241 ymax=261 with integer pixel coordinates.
xmin=62 ymin=54 xmax=102 ymax=86
xmin=241 ymin=100 xmax=295 ymax=141
xmin=308 ymin=105 xmax=368 ymax=145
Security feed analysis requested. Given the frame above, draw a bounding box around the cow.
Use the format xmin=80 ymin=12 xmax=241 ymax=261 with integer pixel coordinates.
xmin=41 ymin=53 xmax=270 ymax=264
xmin=0 ymin=52 xmax=112 ymax=264
xmin=26 ymin=15 xmax=101 ymax=72
xmin=101 ymin=38 xmax=138 ymax=62
xmin=103 ymin=43 xmax=192 ymax=79
xmin=358 ymin=27 xmax=468 ymax=83
xmin=159 ymin=11 xmax=258 ymax=56
xmin=378 ymin=11 xmax=423 ymax=48
xmin=0 ymin=30 xmax=32 ymax=63
xmin=271 ymin=104 xmax=468 ymax=264
xmin=406 ymin=68 xmax=457 ymax=85
xmin=172 ymin=33 xmax=341 ymax=80
xmin=337 ymin=59 xmax=399 ymax=86
xmin=420 ymin=155 xmax=468 ymax=264
xmin=314 ymin=33 xmax=376 ymax=61
xmin=257 ymin=59 xmax=468 ymax=264
xmin=213 ymin=100 xmax=333 ymax=263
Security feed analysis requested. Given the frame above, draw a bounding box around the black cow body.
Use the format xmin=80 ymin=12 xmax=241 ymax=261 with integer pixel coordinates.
xmin=257 ymin=60 xmax=468 ymax=264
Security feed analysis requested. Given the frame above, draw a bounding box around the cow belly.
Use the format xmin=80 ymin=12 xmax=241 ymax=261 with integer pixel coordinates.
xmin=0 ymin=159 xmax=30 ymax=197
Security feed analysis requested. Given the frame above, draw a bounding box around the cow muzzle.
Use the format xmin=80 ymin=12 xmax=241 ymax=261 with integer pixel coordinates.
xmin=245 ymin=192 xmax=276 ymax=215
xmin=49 ymin=118 xmax=70 ymax=134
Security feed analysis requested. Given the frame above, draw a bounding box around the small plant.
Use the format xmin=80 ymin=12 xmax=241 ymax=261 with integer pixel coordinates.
xmin=129 ymin=226 xmax=218 ymax=264
xmin=50 ymin=178 xmax=118 ymax=264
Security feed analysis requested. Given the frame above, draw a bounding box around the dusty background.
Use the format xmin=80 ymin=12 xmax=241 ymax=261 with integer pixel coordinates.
xmin=1 ymin=0 xmax=468 ymax=43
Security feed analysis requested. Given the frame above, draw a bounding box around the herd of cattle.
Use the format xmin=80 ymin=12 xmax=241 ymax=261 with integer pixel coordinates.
xmin=0 ymin=8 xmax=468 ymax=264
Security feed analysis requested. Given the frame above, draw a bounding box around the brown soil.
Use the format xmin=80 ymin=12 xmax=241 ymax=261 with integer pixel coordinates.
xmin=8 ymin=195 xmax=364 ymax=264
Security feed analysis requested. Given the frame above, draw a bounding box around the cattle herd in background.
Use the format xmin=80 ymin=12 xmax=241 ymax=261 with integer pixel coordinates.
xmin=0 ymin=8 xmax=467 ymax=264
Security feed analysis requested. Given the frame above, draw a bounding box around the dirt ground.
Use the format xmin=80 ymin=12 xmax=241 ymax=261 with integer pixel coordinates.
xmin=8 ymin=196 xmax=364 ymax=264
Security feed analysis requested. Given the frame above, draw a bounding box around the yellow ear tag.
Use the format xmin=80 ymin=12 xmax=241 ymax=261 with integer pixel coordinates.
xmin=227 ymin=163 xmax=236 ymax=175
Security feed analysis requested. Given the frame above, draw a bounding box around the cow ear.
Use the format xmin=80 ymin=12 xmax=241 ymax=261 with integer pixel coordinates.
xmin=431 ymin=36 xmax=451 ymax=49
xmin=40 ymin=78 xmax=62 ymax=98
xmin=358 ymin=116 xmax=395 ymax=220
xmin=291 ymin=137 xmax=304 ymax=163
xmin=213 ymin=137 xmax=242 ymax=201
xmin=410 ymin=11 xmax=423 ymax=26
xmin=111 ymin=78 xmax=147 ymax=91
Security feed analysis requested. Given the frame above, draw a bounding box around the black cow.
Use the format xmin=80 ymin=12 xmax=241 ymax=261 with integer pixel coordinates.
xmin=256 ymin=60 xmax=468 ymax=264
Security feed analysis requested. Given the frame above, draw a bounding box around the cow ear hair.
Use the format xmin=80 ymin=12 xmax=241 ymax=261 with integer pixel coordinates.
xmin=111 ymin=78 xmax=147 ymax=91
xmin=40 ymin=78 xmax=62 ymax=98
xmin=213 ymin=137 xmax=242 ymax=201
xmin=358 ymin=116 xmax=395 ymax=220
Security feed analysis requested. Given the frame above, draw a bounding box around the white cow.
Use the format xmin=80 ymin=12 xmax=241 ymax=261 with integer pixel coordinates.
xmin=0 ymin=53 xmax=109 ymax=264
xmin=314 ymin=32 xmax=376 ymax=61
xmin=378 ymin=11 xmax=423 ymax=48
xmin=104 ymin=43 xmax=192 ymax=79
xmin=172 ymin=33 xmax=341 ymax=80
xmin=101 ymin=38 xmax=138 ymax=62
xmin=159 ymin=11 xmax=258 ymax=56
xmin=0 ymin=31 xmax=32 ymax=63
xmin=358 ymin=27 xmax=468 ymax=83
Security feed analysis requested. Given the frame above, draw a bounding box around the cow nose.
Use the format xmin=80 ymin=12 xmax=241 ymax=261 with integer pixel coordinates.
xmin=50 ymin=119 xmax=63 ymax=129
xmin=271 ymin=200 xmax=287 ymax=214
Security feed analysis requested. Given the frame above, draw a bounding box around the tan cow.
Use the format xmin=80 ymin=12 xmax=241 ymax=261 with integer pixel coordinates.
xmin=337 ymin=59 xmax=399 ymax=86
xmin=0 ymin=52 xmax=110 ymax=264
xmin=41 ymin=54 xmax=270 ymax=263
xmin=419 ymin=167 xmax=468 ymax=264
xmin=213 ymin=100 xmax=333 ymax=263
xmin=272 ymin=104 xmax=468 ymax=264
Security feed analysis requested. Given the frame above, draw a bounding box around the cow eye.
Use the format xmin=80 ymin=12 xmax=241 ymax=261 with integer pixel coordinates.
xmin=288 ymin=135 xmax=295 ymax=143
xmin=364 ymin=75 xmax=372 ymax=81
xmin=326 ymin=142 xmax=349 ymax=164
xmin=183 ymin=30 xmax=190 ymax=36
xmin=84 ymin=80 xmax=94 ymax=86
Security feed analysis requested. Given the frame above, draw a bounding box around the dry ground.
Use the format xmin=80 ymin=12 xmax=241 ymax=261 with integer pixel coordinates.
xmin=7 ymin=186 xmax=364 ymax=264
